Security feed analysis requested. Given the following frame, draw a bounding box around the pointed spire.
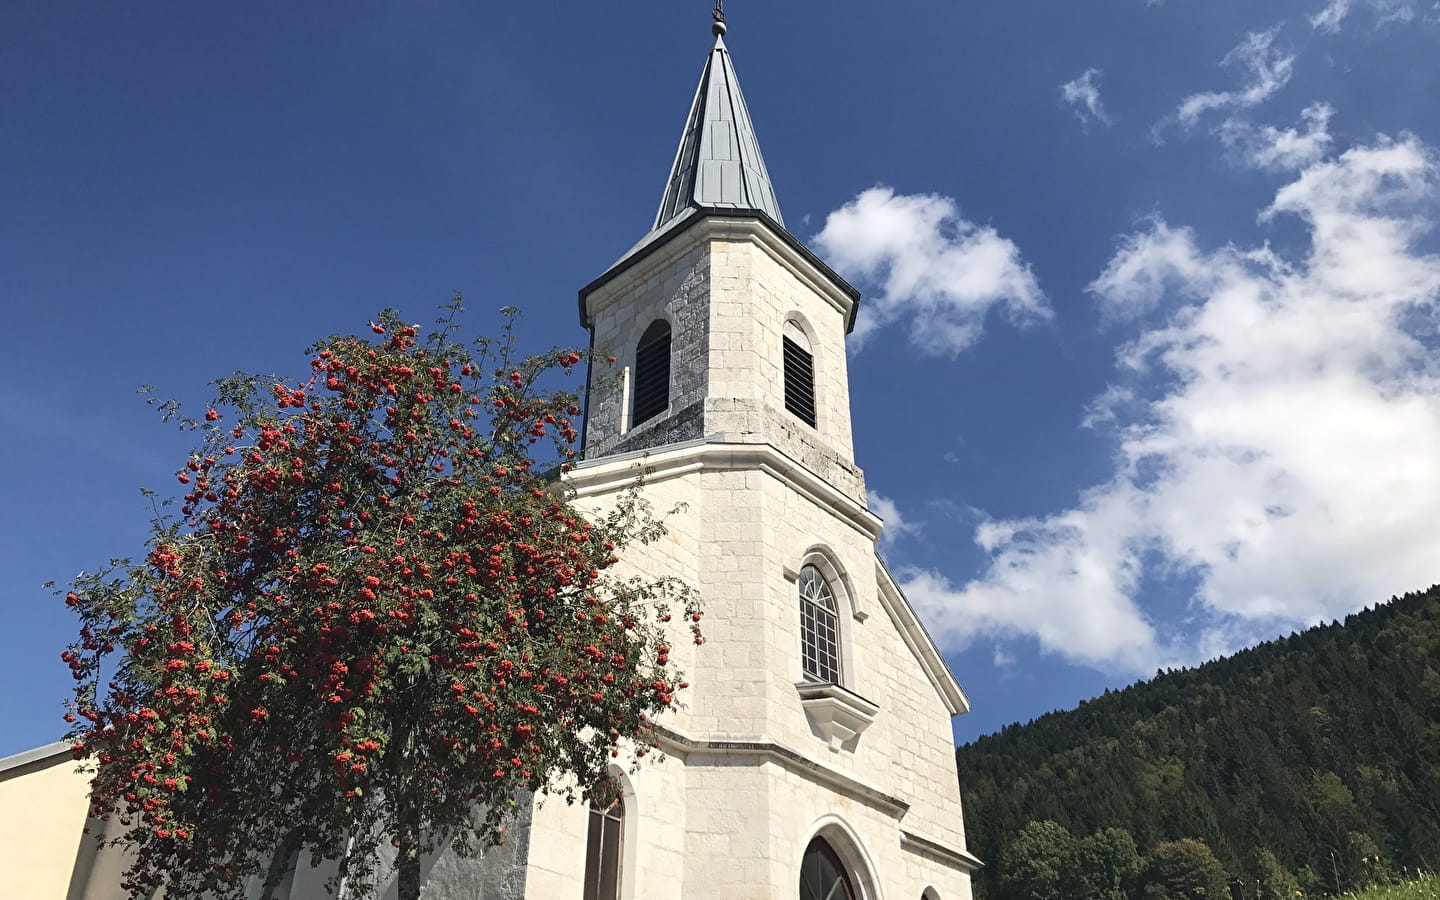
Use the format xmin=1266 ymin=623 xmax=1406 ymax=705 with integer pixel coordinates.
xmin=651 ymin=14 xmax=784 ymax=231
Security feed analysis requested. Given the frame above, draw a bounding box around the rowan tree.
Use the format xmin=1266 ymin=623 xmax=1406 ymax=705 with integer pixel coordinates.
xmin=59 ymin=303 xmax=700 ymax=900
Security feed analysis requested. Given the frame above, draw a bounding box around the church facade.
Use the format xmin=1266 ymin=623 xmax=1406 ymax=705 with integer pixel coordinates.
xmin=1 ymin=14 xmax=979 ymax=900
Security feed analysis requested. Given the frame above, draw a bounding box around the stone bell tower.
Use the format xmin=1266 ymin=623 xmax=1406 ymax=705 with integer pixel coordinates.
xmin=524 ymin=9 xmax=982 ymax=900
xmin=576 ymin=12 xmax=866 ymax=504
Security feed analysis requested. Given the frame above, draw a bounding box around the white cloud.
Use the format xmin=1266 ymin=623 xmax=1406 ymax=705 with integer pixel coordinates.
xmin=992 ymin=645 xmax=1017 ymax=670
xmin=813 ymin=187 xmax=1048 ymax=355
xmin=1060 ymin=68 xmax=1112 ymax=128
xmin=1088 ymin=220 xmax=1216 ymax=319
xmin=1311 ymin=0 xmax=1353 ymax=31
xmin=1173 ymin=29 xmax=1296 ymax=130
xmin=868 ymin=490 xmax=920 ymax=553
xmin=904 ymin=136 xmax=1440 ymax=673
xmin=1220 ymin=102 xmax=1335 ymax=170
xmin=1371 ymin=0 xmax=1419 ymax=23
xmin=1311 ymin=0 xmax=1422 ymax=30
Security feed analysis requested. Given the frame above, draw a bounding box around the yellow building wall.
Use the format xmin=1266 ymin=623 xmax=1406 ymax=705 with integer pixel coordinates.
xmin=0 ymin=744 xmax=92 ymax=900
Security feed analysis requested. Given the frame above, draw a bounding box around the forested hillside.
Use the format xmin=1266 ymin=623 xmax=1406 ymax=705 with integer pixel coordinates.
xmin=955 ymin=586 xmax=1440 ymax=898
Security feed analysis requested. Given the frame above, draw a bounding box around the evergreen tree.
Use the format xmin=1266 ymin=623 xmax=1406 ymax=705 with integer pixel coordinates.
xmin=956 ymin=587 xmax=1440 ymax=898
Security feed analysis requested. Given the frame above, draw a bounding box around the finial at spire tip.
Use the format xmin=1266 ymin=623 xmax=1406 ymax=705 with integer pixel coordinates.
xmin=712 ymin=0 xmax=726 ymax=36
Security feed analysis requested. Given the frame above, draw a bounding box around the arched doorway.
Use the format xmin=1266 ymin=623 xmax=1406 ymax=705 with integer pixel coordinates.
xmin=800 ymin=837 xmax=857 ymax=900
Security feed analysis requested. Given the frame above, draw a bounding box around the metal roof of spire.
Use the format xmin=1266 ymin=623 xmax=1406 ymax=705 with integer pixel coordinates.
xmin=650 ymin=11 xmax=784 ymax=231
xmin=580 ymin=8 xmax=861 ymax=330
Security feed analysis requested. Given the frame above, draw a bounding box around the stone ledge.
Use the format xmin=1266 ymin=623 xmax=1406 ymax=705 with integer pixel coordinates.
xmin=567 ymin=439 xmax=884 ymax=548
xmin=647 ymin=724 xmax=909 ymax=819
xmin=899 ymin=829 xmax=984 ymax=873
xmin=795 ymin=682 xmax=880 ymax=752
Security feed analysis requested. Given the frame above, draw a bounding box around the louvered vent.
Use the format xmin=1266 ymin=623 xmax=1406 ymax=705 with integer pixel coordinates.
xmin=783 ymin=336 xmax=816 ymax=427
xmin=632 ymin=320 xmax=671 ymax=427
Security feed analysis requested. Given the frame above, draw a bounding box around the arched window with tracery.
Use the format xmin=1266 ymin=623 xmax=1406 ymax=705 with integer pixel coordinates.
xmin=798 ymin=565 xmax=842 ymax=684
xmin=583 ymin=797 xmax=624 ymax=900
xmin=632 ymin=319 xmax=671 ymax=427
xmin=800 ymin=837 xmax=856 ymax=900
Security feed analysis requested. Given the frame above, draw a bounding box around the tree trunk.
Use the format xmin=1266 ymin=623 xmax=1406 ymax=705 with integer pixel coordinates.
xmin=393 ymin=702 xmax=422 ymax=900
xmin=397 ymin=805 xmax=422 ymax=900
xmin=258 ymin=829 xmax=301 ymax=900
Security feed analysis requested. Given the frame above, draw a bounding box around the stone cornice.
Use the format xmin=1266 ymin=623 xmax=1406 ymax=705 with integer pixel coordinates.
xmin=648 ymin=724 xmax=910 ymax=819
xmin=900 ymin=829 xmax=985 ymax=873
xmin=567 ymin=438 xmax=883 ymax=544
xmin=579 ymin=212 xmax=859 ymax=332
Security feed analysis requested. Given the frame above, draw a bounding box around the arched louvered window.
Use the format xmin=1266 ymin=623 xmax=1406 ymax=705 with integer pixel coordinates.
xmin=584 ymin=797 xmax=624 ymax=900
xmin=800 ymin=837 xmax=856 ymax=900
xmin=798 ymin=565 xmax=841 ymax=684
xmin=632 ymin=319 xmax=671 ymax=427
xmin=783 ymin=321 xmax=816 ymax=427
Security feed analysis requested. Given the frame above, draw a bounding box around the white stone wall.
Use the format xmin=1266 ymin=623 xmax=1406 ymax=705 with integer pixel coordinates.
xmin=584 ymin=240 xmax=712 ymax=458
xmin=559 ymin=215 xmax=974 ymax=898
xmin=582 ymin=219 xmax=867 ymax=504
xmin=704 ymin=236 xmax=858 ymax=475
xmin=527 ymin=747 xmax=973 ymax=900
xmin=550 ymin=442 xmax=975 ymax=900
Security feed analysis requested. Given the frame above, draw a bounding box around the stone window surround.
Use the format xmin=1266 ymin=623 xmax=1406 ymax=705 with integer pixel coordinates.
xmin=802 ymin=816 xmax=885 ymax=900
xmin=782 ymin=313 xmax=821 ymax=430
xmin=785 ymin=548 xmax=881 ymax=752
xmin=785 ymin=547 xmax=864 ymax=687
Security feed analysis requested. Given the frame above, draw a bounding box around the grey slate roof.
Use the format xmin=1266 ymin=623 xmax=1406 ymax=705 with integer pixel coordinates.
xmin=652 ymin=33 xmax=784 ymax=232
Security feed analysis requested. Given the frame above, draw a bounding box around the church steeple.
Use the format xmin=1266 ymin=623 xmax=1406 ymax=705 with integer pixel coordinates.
xmin=650 ymin=14 xmax=784 ymax=235
xmin=578 ymin=10 xmax=863 ymax=502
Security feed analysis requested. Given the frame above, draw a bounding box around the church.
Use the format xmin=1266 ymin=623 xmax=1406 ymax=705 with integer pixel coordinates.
xmin=1 ymin=10 xmax=980 ymax=899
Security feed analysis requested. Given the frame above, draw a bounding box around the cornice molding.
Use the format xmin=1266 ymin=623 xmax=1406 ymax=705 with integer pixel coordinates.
xmin=900 ymin=829 xmax=985 ymax=873
xmin=648 ymin=724 xmax=910 ymax=819
xmin=567 ymin=438 xmax=883 ymax=543
xmin=579 ymin=212 xmax=858 ymax=332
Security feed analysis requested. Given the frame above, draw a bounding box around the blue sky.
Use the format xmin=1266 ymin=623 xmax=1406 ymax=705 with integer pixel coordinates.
xmin=3 ymin=0 xmax=1440 ymax=757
